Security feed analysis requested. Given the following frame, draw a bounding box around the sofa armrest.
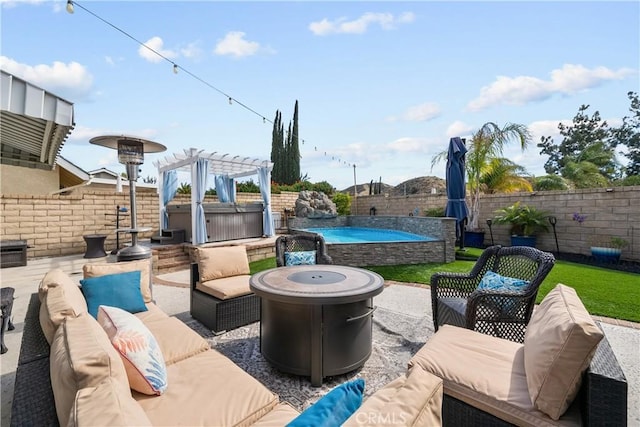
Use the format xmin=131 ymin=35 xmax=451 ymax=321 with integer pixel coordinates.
xmin=580 ymin=332 xmax=627 ymax=426
xmin=191 ymin=262 xmax=199 ymax=291
xmin=11 ymin=293 xmax=58 ymax=427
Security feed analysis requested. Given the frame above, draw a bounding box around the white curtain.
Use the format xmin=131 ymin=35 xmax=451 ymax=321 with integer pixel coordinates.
xmin=160 ymin=170 xmax=178 ymax=229
xmin=214 ymin=175 xmax=230 ymax=203
xmin=194 ymin=159 xmax=209 ymax=244
xmin=258 ymin=167 xmax=274 ymax=236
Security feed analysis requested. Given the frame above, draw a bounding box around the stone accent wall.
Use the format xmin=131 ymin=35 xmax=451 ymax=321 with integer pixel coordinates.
xmin=0 ymin=190 xmax=300 ymax=259
xmin=352 ymin=186 xmax=640 ymax=261
xmin=288 ymin=215 xmax=456 ymax=266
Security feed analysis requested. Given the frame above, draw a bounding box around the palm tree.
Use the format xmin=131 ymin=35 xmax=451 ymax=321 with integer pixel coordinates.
xmin=465 ymin=122 xmax=532 ymax=230
xmin=432 ymin=122 xmax=532 ymax=231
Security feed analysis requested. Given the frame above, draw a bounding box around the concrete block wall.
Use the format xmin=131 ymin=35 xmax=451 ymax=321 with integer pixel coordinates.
xmin=353 ymin=186 xmax=640 ymax=261
xmin=0 ymin=191 xmax=300 ymax=259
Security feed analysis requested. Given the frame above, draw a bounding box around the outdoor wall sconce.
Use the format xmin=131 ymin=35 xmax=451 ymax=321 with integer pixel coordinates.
xmin=606 ymin=188 xmax=614 ymax=192
xmin=90 ymin=135 xmax=166 ymax=262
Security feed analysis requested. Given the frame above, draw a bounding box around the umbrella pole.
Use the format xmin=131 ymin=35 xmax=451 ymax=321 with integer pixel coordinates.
xmin=459 ymin=218 xmax=466 ymax=251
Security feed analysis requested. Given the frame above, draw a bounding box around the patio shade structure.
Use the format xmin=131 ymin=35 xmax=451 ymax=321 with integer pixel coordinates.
xmin=154 ymin=148 xmax=274 ymax=244
xmin=1 ymin=70 xmax=74 ymax=170
xmin=444 ymin=137 xmax=469 ymax=250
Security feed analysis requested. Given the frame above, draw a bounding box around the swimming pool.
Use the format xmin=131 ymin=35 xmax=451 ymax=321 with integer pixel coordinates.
xmin=290 ymin=216 xmax=455 ymax=267
xmin=303 ymin=227 xmax=435 ymax=244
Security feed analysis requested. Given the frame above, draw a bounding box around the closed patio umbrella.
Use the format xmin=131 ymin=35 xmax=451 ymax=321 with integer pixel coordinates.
xmin=445 ymin=137 xmax=469 ymax=250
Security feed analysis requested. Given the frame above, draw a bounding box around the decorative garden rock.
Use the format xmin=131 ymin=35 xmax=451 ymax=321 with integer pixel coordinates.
xmin=294 ymin=191 xmax=337 ymax=218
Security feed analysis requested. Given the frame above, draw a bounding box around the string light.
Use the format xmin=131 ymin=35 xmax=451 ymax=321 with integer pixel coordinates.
xmin=66 ymin=0 xmax=357 ymax=171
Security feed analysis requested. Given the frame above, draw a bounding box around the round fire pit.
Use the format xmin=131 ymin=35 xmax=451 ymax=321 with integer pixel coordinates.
xmin=250 ymin=265 xmax=384 ymax=386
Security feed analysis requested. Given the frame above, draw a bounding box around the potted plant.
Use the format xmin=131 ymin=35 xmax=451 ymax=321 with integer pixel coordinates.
xmin=430 ymin=122 xmax=532 ymax=248
xmin=493 ymin=202 xmax=550 ymax=247
xmin=590 ymin=235 xmax=629 ymax=263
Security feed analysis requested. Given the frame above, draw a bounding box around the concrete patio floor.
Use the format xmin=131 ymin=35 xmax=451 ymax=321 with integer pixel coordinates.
xmin=1 ymin=253 xmax=638 ymax=426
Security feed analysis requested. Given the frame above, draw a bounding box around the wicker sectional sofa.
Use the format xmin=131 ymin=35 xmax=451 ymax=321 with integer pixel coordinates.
xmin=10 ymin=259 xmax=445 ymax=427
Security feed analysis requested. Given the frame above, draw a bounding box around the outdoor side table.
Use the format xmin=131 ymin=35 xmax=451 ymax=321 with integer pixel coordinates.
xmin=83 ymin=234 xmax=107 ymax=258
xmin=1 ymin=287 xmax=16 ymax=354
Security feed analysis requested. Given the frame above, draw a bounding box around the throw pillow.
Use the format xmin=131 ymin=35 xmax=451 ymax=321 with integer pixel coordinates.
xmin=285 ymin=250 xmax=317 ymax=266
xmin=523 ymin=284 xmax=604 ymax=420
xmin=477 ymin=271 xmax=529 ymax=313
xmin=80 ymin=271 xmax=148 ymax=319
xmin=287 ymin=379 xmax=365 ymax=427
xmin=83 ymin=259 xmax=153 ymax=303
xmin=97 ymin=305 xmax=168 ymax=395
xmin=477 ymin=271 xmax=529 ymax=292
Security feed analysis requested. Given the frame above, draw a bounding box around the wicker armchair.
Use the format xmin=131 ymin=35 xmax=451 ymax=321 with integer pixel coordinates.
xmin=431 ymin=245 xmax=555 ymax=343
xmin=275 ymin=234 xmax=333 ymax=267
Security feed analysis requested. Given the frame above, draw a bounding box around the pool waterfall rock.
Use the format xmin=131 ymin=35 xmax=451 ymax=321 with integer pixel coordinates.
xmin=295 ymin=191 xmax=337 ymax=219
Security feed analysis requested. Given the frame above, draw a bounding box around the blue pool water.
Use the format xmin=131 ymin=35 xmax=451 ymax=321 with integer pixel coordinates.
xmin=302 ymin=227 xmax=434 ymax=244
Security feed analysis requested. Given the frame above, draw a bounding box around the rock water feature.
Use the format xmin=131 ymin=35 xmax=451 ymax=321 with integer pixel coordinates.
xmin=294 ymin=191 xmax=337 ymax=218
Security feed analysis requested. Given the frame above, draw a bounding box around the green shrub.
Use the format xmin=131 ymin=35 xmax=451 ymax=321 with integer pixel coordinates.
xmin=332 ymin=192 xmax=351 ymax=215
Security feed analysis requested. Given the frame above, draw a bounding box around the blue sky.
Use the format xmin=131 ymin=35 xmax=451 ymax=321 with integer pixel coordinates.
xmin=1 ymin=0 xmax=638 ymax=190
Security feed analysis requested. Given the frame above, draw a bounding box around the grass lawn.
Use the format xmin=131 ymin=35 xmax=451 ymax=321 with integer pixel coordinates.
xmin=250 ymin=249 xmax=640 ymax=323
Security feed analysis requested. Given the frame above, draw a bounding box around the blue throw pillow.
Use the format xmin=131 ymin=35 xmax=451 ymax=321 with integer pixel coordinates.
xmin=80 ymin=270 xmax=148 ymax=318
xmin=477 ymin=271 xmax=529 ymax=313
xmin=286 ymin=379 xmax=365 ymax=427
xmin=477 ymin=271 xmax=529 ymax=293
xmin=285 ymin=250 xmax=317 ymax=266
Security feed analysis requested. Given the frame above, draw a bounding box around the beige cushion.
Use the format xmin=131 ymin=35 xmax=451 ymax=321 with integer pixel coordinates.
xmin=134 ymin=350 xmax=278 ymax=426
xmin=345 ymin=367 xmax=443 ymax=427
xmin=135 ymin=302 xmax=170 ymax=324
xmin=83 ymin=259 xmax=152 ymax=303
xmin=251 ymin=402 xmax=301 ymax=426
xmin=409 ymin=325 xmax=581 ymax=426
xmin=68 ymin=378 xmax=152 ymax=427
xmin=196 ymin=275 xmax=252 ymax=300
xmin=524 ymin=284 xmax=604 ymax=420
xmin=195 ymin=245 xmax=250 ymax=281
xmin=38 ymin=269 xmax=88 ymax=344
xmin=142 ymin=316 xmax=210 ymax=365
xmin=50 ymin=313 xmax=130 ymax=427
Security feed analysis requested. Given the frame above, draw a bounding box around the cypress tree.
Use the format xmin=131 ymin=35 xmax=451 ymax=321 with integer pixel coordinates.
xmin=291 ymin=100 xmax=300 ymax=183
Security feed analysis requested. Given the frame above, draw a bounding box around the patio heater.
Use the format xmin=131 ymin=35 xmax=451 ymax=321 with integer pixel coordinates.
xmin=90 ymin=135 xmax=167 ymax=262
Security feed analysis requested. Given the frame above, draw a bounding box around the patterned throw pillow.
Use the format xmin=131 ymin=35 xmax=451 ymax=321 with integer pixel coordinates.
xmin=477 ymin=271 xmax=529 ymax=293
xmin=97 ymin=306 xmax=168 ymax=395
xmin=285 ymin=251 xmax=317 ymax=266
xmin=477 ymin=271 xmax=529 ymax=313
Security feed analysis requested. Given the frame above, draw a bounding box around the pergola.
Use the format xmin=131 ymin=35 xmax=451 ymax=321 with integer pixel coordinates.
xmin=154 ymin=148 xmax=274 ymax=244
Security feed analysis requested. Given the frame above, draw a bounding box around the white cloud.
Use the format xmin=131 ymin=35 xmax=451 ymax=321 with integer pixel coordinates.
xmin=0 ymin=56 xmax=93 ymax=101
xmin=388 ymin=137 xmax=429 ymax=153
xmin=446 ymin=121 xmax=474 ymax=139
xmin=466 ymin=64 xmax=636 ymax=111
xmin=214 ymin=31 xmax=260 ymax=58
xmin=138 ymin=36 xmax=177 ymax=63
xmin=181 ymin=42 xmax=203 ymax=59
xmin=388 ymin=103 xmax=441 ymax=122
xmin=309 ymin=11 xmax=415 ymax=36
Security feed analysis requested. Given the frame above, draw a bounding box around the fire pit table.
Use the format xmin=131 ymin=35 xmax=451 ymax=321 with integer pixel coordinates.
xmin=250 ymin=264 xmax=384 ymax=386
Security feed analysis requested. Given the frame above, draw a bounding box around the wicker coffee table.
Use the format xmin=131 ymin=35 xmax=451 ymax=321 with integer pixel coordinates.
xmin=250 ymin=264 xmax=384 ymax=386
